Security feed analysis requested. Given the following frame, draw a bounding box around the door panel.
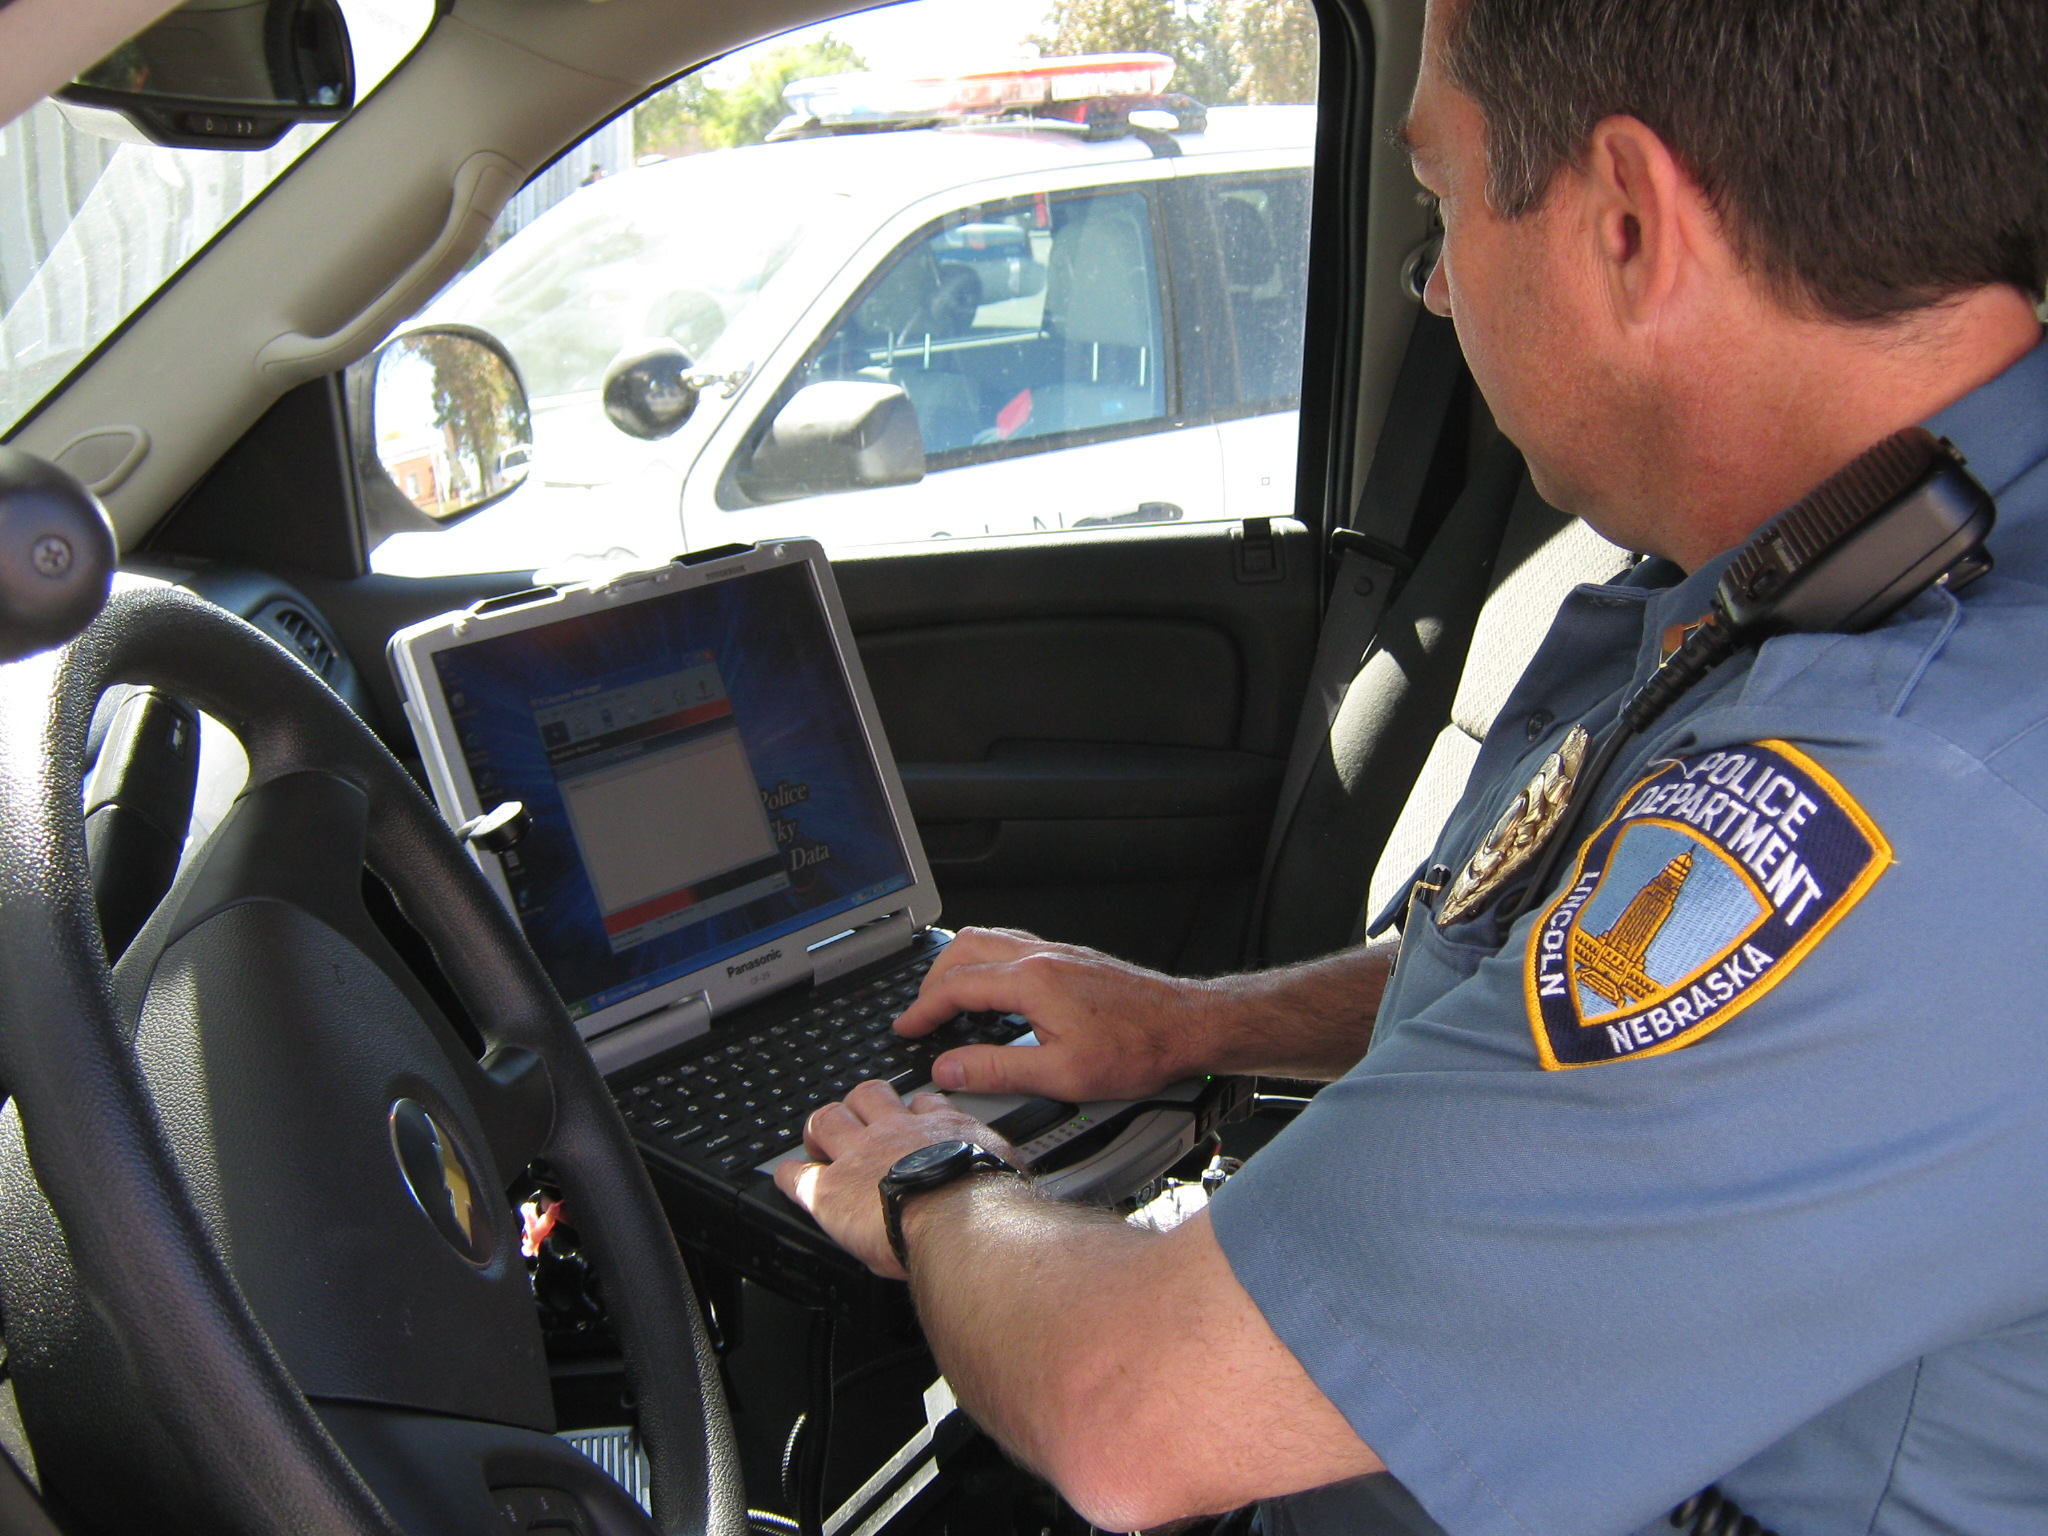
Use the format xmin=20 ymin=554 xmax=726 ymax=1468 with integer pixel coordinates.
xmin=835 ymin=519 xmax=1316 ymax=973
xmin=861 ymin=620 xmax=1243 ymax=757
xmin=284 ymin=521 xmax=1310 ymax=979
xmin=298 ymin=518 xmax=1312 ymax=975
xmin=899 ymin=743 xmax=1280 ymax=820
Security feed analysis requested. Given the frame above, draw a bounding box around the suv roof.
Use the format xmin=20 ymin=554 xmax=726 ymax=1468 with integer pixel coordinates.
xmin=630 ymin=100 xmax=1314 ymax=199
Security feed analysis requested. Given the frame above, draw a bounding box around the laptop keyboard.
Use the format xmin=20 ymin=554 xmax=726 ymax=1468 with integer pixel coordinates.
xmin=612 ymin=952 xmax=1030 ymax=1178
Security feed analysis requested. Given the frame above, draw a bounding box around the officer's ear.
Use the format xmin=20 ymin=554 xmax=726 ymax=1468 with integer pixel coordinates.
xmin=1576 ymin=114 xmax=1722 ymax=332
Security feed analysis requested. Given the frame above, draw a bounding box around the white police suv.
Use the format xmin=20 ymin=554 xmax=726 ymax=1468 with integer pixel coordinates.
xmin=370 ymin=59 xmax=1313 ymax=576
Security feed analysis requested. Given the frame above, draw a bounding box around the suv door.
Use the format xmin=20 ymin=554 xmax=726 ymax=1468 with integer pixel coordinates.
xmin=688 ymin=170 xmax=1223 ymax=547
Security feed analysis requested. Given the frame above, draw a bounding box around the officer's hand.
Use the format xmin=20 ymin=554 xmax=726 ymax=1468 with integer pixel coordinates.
xmin=774 ymin=1079 xmax=1022 ymax=1280
xmin=892 ymin=927 xmax=1217 ymax=1103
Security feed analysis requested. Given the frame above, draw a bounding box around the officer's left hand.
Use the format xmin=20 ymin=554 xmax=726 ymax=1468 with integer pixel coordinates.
xmin=774 ymin=1079 xmax=1024 ymax=1280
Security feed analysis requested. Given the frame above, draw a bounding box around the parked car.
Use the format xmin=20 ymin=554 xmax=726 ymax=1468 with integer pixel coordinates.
xmin=370 ymin=74 xmax=1314 ymax=576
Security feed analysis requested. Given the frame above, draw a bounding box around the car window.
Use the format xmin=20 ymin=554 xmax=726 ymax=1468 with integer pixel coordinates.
xmin=425 ymin=155 xmax=856 ymax=403
xmin=1212 ymin=174 xmax=1312 ymax=410
xmin=367 ymin=0 xmax=1319 ymax=578
xmin=789 ymin=188 xmax=1166 ymax=464
xmin=0 ymin=0 xmax=438 ymax=439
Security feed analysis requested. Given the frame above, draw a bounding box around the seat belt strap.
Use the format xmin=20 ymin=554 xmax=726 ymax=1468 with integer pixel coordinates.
xmin=1249 ymin=310 xmax=1466 ymax=957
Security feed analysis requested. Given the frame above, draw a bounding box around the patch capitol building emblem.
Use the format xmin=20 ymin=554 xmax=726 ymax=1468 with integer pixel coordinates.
xmin=1525 ymin=740 xmax=1891 ymax=1068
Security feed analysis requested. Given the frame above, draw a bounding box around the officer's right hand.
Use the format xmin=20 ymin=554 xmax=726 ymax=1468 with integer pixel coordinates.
xmin=893 ymin=927 xmax=1218 ymax=1103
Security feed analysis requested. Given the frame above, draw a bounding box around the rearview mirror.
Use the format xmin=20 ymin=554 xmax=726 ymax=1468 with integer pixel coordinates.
xmin=56 ymin=0 xmax=354 ymax=151
xmin=601 ymin=340 xmax=701 ymax=442
xmin=737 ymin=383 xmax=925 ymax=505
xmin=348 ymin=326 xmax=533 ymax=542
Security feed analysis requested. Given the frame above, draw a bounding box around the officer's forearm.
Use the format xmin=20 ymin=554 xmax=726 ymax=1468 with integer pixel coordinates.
xmin=903 ymin=1177 xmax=1139 ymax=1514
xmin=903 ymin=1184 xmax=1382 ymax=1529
xmin=1194 ymin=940 xmax=1394 ymax=1080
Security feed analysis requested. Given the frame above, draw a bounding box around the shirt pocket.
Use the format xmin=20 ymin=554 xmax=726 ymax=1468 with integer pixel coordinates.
xmin=1384 ymin=900 xmax=1505 ymax=1023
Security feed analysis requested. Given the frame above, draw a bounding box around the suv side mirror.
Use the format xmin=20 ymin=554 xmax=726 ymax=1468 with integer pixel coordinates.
xmin=601 ymin=340 xmax=700 ymax=441
xmin=347 ymin=326 xmax=533 ymax=543
xmin=738 ymin=382 xmax=925 ymax=504
xmin=56 ymin=0 xmax=354 ymax=151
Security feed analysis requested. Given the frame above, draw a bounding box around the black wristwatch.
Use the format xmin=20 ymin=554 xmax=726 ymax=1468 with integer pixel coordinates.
xmin=879 ymin=1140 xmax=1023 ymax=1269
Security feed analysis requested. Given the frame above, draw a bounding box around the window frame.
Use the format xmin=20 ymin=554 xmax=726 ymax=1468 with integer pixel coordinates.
xmin=709 ymin=160 xmax=1189 ymax=512
xmin=1163 ymin=166 xmax=1315 ymax=429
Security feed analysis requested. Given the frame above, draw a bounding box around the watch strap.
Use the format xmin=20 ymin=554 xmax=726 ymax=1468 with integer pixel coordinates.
xmin=882 ymin=1147 xmax=1019 ymax=1270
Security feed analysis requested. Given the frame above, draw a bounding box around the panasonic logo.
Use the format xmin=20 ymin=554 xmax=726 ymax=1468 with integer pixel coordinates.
xmin=726 ymin=948 xmax=782 ymax=979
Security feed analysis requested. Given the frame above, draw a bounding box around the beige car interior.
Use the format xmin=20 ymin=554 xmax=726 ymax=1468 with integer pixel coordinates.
xmin=1367 ymin=509 xmax=1630 ymax=922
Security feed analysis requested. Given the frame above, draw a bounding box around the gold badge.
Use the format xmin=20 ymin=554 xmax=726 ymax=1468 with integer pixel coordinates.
xmin=1437 ymin=724 xmax=1589 ymax=928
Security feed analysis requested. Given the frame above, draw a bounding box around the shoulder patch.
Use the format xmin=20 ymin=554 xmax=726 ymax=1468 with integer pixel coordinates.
xmin=1525 ymin=739 xmax=1891 ymax=1069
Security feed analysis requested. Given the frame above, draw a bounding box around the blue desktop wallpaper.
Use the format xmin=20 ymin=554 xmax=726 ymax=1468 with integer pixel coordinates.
xmin=432 ymin=563 xmax=912 ymax=1017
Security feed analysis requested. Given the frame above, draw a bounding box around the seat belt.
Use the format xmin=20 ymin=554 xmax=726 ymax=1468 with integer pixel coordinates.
xmin=1248 ymin=309 xmax=1467 ymax=960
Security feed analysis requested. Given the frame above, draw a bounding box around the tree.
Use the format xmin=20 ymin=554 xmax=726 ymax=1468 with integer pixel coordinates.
xmin=636 ymin=37 xmax=867 ymax=158
xmin=633 ymin=73 xmax=715 ymax=158
xmin=402 ymin=333 xmax=528 ymax=505
xmin=1222 ymin=0 xmax=1318 ymax=105
xmin=1033 ymin=0 xmax=1239 ymax=106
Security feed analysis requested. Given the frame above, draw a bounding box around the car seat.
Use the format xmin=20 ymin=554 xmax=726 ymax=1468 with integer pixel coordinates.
xmin=1363 ymin=502 xmax=1633 ymax=924
xmin=1254 ymin=435 xmax=1632 ymax=965
xmin=847 ymin=249 xmax=984 ymax=454
xmin=1030 ymin=199 xmax=1164 ymax=435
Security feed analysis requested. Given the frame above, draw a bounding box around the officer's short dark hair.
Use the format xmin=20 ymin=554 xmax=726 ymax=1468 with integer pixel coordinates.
xmin=1440 ymin=0 xmax=2048 ymax=321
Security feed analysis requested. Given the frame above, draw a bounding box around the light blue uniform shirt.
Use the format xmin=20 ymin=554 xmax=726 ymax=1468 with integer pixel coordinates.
xmin=1213 ymin=337 xmax=2048 ymax=1536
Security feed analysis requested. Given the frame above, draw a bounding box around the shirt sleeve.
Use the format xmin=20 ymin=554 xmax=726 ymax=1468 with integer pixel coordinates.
xmin=1210 ymin=717 xmax=2048 ymax=1536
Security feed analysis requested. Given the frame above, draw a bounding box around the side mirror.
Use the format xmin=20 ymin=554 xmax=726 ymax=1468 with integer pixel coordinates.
xmin=56 ymin=0 xmax=354 ymax=151
xmin=601 ymin=340 xmax=700 ymax=442
xmin=737 ymin=383 xmax=925 ymax=505
xmin=347 ymin=326 xmax=533 ymax=543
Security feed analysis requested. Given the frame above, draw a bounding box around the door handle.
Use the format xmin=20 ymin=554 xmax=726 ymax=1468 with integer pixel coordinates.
xmin=1073 ymin=501 xmax=1183 ymax=529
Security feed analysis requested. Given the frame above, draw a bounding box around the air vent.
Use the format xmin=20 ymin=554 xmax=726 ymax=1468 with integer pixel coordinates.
xmin=255 ymin=601 xmax=338 ymax=680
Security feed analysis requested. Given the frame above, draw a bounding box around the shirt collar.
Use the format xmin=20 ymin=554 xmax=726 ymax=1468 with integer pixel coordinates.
xmin=1638 ymin=547 xmax=1741 ymax=678
xmin=1923 ymin=333 xmax=2048 ymax=499
xmin=1633 ymin=332 xmax=2048 ymax=663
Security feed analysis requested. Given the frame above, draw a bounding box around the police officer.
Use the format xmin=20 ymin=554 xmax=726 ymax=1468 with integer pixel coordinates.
xmin=776 ymin=0 xmax=2048 ymax=1530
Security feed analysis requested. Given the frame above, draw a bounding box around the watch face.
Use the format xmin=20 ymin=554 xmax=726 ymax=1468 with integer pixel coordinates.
xmin=891 ymin=1139 xmax=974 ymax=1188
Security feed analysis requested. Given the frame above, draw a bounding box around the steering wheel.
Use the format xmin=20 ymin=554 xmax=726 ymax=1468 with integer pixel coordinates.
xmin=0 ymin=583 xmax=745 ymax=1536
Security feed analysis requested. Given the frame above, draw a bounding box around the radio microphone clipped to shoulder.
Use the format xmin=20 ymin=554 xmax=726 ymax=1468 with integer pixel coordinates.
xmin=1441 ymin=426 xmax=1996 ymax=931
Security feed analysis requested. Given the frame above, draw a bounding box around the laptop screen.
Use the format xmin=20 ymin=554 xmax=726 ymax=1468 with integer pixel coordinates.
xmin=429 ymin=561 xmax=914 ymax=1021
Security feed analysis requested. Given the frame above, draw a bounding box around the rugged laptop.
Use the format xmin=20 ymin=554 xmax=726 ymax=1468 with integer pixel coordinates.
xmin=389 ymin=541 xmax=1239 ymax=1288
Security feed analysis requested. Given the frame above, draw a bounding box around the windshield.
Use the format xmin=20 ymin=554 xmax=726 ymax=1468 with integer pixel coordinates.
xmin=423 ymin=150 xmax=857 ymax=401
xmin=0 ymin=0 xmax=435 ymax=438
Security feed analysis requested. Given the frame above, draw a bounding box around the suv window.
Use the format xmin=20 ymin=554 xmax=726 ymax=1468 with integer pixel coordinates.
xmin=366 ymin=0 xmax=1319 ymax=578
xmin=775 ymin=188 xmax=1166 ymax=466
xmin=1213 ymin=176 xmax=1312 ymax=410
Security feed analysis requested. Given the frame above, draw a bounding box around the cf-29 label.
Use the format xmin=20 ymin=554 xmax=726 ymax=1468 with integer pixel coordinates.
xmin=1524 ymin=740 xmax=1891 ymax=1069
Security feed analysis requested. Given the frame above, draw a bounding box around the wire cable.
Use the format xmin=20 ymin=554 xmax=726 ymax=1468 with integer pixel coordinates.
xmin=795 ymin=1310 xmax=835 ymax=1536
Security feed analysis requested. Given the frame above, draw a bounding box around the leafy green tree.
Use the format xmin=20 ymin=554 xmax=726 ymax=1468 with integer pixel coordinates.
xmin=633 ymin=74 xmax=714 ymax=158
xmin=1034 ymin=0 xmax=1238 ymax=106
xmin=1222 ymin=0 xmax=1318 ymax=104
xmin=401 ymin=333 xmax=528 ymax=504
xmin=636 ymin=37 xmax=867 ymax=158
